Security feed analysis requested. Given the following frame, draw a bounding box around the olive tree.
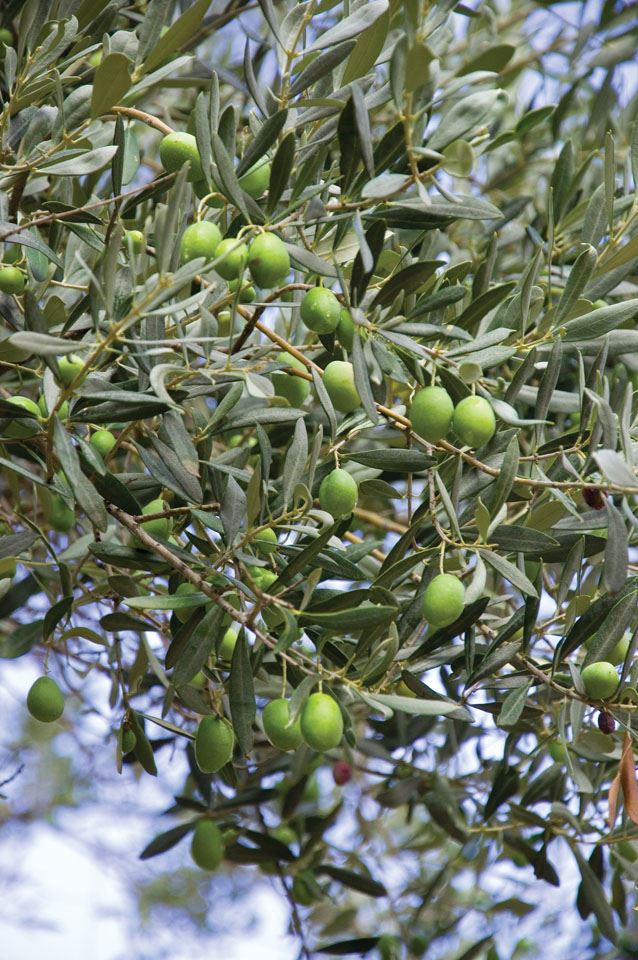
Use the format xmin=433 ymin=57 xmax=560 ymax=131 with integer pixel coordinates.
xmin=1 ymin=0 xmax=638 ymax=957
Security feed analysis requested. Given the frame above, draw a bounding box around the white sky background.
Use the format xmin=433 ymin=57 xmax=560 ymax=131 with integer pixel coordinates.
xmin=1 ymin=0 xmax=637 ymax=957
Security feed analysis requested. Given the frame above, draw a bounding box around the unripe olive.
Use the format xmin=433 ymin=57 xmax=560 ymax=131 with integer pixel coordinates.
xmin=0 ymin=28 xmax=13 ymax=46
xmin=319 ymin=468 xmax=358 ymax=518
xmin=585 ymin=632 xmax=629 ymax=666
xmin=159 ymin=131 xmax=203 ymax=181
xmin=217 ymin=310 xmax=236 ymax=336
xmin=228 ymin=277 xmax=255 ymax=302
xmin=194 ymin=715 xmax=235 ymax=773
xmin=238 ymin=157 xmax=271 ymax=198
xmin=581 ymin=661 xmax=619 ymax=700
xmin=140 ymin=498 xmax=171 ymax=539
xmin=193 ymin=178 xmax=224 ymax=206
xmin=548 ymin=740 xmax=569 ymax=763
xmin=121 ymin=728 xmax=137 ymax=754
xmin=2 ymin=243 xmax=21 ymax=264
xmin=174 ymin=582 xmax=201 ymax=623
xmin=214 ymin=237 xmax=249 ymax=280
xmin=410 ymin=385 xmax=454 ymax=443
xmin=190 ymin=820 xmax=224 ymax=871
xmin=248 ymin=565 xmax=278 ymax=592
xmin=57 ymin=353 xmax=85 ymax=386
xmin=300 ymin=692 xmax=343 ymax=752
xmin=452 ymin=395 xmax=496 ymax=448
xmin=253 ymin=527 xmax=278 ymax=555
xmin=37 ymin=394 xmax=69 ymax=420
xmin=262 ymin=698 xmax=303 ymax=751
xmin=422 ymin=573 xmax=465 ymax=628
xmin=90 ymin=429 xmax=116 ymax=457
xmin=124 ymin=229 xmax=144 ymax=253
xmin=218 ymin=627 xmax=237 ymax=661
xmin=0 ymin=266 xmax=25 ymax=294
xmin=336 ymin=308 xmax=355 ymax=349
xmin=272 ymin=352 xmax=310 ymax=406
xmin=48 ymin=494 xmax=75 ymax=533
xmin=4 ymin=396 xmax=41 ymax=439
xmin=27 ymin=676 xmax=64 ymax=722
xmin=323 ymin=360 xmax=361 ymax=414
xmin=179 ymin=221 xmax=222 ymax=264
xmin=300 ymin=287 xmax=340 ymax=334
xmin=247 ymin=232 xmax=290 ymax=289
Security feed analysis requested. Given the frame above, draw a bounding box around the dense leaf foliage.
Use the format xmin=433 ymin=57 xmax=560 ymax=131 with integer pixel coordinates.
xmin=2 ymin=0 xmax=638 ymax=956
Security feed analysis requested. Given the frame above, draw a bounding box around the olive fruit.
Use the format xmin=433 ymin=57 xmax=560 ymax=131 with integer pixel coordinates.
xmin=410 ymin=385 xmax=454 ymax=443
xmin=300 ymin=692 xmax=343 ymax=752
xmin=248 ymin=565 xmax=278 ymax=592
xmin=125 ymin=229 xmax=144 ymax=253
xmin=548 ymin=740 xmax=569 ymax=763
xmin=4 ymin=396 xmax=41 ymax=439
xmin=37 ymin=395 xmax=69 ymax=420
xmin=247 ymin=232 xmax=290 ymax=288
xmin=271 ymin=352 xmax=310 ymax=406
xmin=300 ymin=287 xmax=341 ymax=334
xmin=121 ymin=728 xmax=137 ymax=754
xmin=238 ymin=157 xmax=271 ymax=198
xmin=585 ymin=632 xmax=629 ymax=666
xmin=581 ymin=661 xmax=619 ymax=700
xmin=159 ymin=131 xmax=203 ymax=181
xmin=452 ymin=395 xmax=496 ymax=448
xmin=319 ymin=468 xmax=358 ymax=518
xmin=422 ymin=573 xmax=465 ymax=628
xmin=48 ymin=494 xmax=75 ymax=533
xmin=193 ymin=177 xmax=223 ymax=206
xmin=262 ymin=698 xmax=303 ymax=751
xmin=57 ymin=353 xmax=84 ymax=386
xmin=140 ymin=498 xmax=171 ymax=539
xmin=27 ymin=676 xmax=64 ymax=723
xmin=194 ymin=715 xmax=235 ymax=773
xmin=0 ymin=29 xmax=13 ymax=46
xmin=598 ymin=711 xmax=616 ymax=734
xmin=323 ymin=360 xmax=361 ymax=414
xmin=179 ymin=221 xmax=222 ymax=264
xmin=582 ymin=486 xmax=605 ymax=510
xmin=214 ymin=237 xmax=249 ymax=280
xmin=0 ymin=266 xmax=25 ymax=294
xmin=218 ymin=627 xmax=237 ymax=661
xmin=2 ymin=243 xmax=21 ymax=264
xmin=332 ymin=760 xmax=352 ymax=785
xmin=217 ymin=310 xmax=236 ymax=336
xmin=191 ymin=820 xmax=224 ymax=871
xmin=174 ymin=582 xmax=202 ymax=623
xmin=228 ymin=277 xmax=255 ymax=302
xmin=336 ymin=308 xmax=355 ymax=349
xmin=253 ymin=527 xmax=278 ymax=555
xmin=90 ymin=429 xmax=116 ymax=457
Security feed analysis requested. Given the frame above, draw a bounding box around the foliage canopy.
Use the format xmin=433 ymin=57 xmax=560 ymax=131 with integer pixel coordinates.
xmin=2 ymin=0 xmax=638 ymax=957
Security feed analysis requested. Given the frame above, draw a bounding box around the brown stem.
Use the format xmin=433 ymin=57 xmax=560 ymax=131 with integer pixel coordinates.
xmin=109 ymin=106 xmax=174 ymax=136
xmin=230 ymin=283 xmax=312 ymax=355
